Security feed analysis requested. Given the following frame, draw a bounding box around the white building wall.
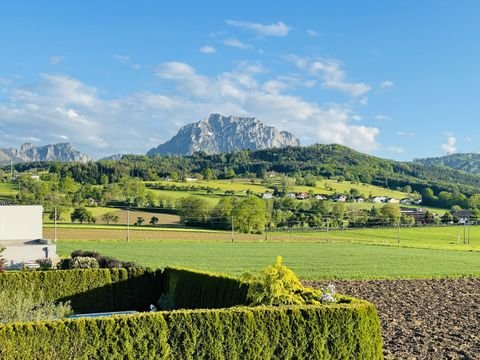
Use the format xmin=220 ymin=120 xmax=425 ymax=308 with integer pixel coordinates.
xmin=0 ymin=205 xmax=43 ymax=241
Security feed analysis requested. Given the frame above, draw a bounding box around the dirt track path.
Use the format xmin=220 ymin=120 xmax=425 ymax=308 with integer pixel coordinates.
xmin=306 ymin=278 xmax=480 ymax=360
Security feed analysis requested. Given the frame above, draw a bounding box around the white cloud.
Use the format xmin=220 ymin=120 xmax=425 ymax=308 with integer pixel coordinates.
xmin=113 ymin=54 xmax=130 ymax=62
xmin=386 ymin=146 xmax=404 ymax=153
xmin=380 ymin=80 xmax=395 ymax=89
xmin=396 ymin=131 xmax=416 ymax=137
xmin=288 ymin=55 xmax=371 ymax=97
xmin=200 ymin=46 xmax=216 ymax=54
xmin=441 ymin=135 xmax=457 ymax=154
xmin=374 ymin=115 xmax=390 ymax=121
xmin=49 ymin=56 xmax=66 ymax=65
xmin=223 ymin=38 xmax=250 ymax=50
xmin=226 ymin=20 xmax=290 ymax=37
xmin=54 ymin=134 xmax=70 ymax=140
xmin=0 ymin=59 xmax=380 ymax=158
xmin=155 ymin=62 xmax=196 ymax=79
xmin=307 ymin=30 xmax=318 ymax=37
xmin=155 ymin=62 xmax=211 ymax=98
xmin=359 ymin=97 xmax=368 ymax=105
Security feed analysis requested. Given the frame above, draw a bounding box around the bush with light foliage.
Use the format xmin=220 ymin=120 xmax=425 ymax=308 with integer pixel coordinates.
xmin=69 ymin=256 xmax=99 ymax=269
xmin=0 ymin=287 xmax=71 ymax=324
xmin=240 ymin=256 xmax=323 ymax=306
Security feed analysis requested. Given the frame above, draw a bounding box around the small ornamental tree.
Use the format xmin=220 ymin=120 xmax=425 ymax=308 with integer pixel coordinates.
xmin=240 ymin=256 xmax=321 ymax=306
xmin=136 ymin=217 xmax=145 ymax=226
xmin=149 ymin=216 xmax=159 ymax=226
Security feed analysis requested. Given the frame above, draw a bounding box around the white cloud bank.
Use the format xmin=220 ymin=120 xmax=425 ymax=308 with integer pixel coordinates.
xmin=441 ymin=135 xmax=457 ymax=154
xmin=226 ymin=20 xmax=290 ymax=37
xmin=0 ymin=60 xmax=380 ymax=158
xmin=288 ymin=55 xmax=371 ymax=97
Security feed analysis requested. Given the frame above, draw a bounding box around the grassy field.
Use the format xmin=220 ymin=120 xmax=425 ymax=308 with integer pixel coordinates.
xmin=0 ymin=182 xmax=18 ymax=199
xmin=291 ymin=225 xmax=480 ymax=251
xmin=57 ymin=240 xmax=480 ymax=280
xmin=46 ymin=224 xmax=480 ymax=251
xmin=44 ymin=207 xmax=182 ymax=226
xmin=153 ymin=178 xmax=409 ymax=199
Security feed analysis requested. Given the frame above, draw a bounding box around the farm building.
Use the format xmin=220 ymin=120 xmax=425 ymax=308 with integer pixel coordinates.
xmin=0 ymin=205 xmax=57 ymax=268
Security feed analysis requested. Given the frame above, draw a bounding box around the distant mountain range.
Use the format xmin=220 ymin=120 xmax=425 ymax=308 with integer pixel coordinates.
xmin=415 ymin=153 xmax=480 ymax=175
xmin=0 ymin=143 xmax=91 ymax=165
xmin=147 ymin=113 xmax=300 ymax=156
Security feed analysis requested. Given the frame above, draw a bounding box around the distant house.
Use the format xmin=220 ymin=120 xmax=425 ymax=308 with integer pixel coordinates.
xmin=332 ymin=194 xmax=347 ymax=202
xmin=184 ymin=177 xmax=198 ymax=182
xmin=385 ymin=197 xmax=400 ymax=204
xmin=0 ymin=205 xmax=57 ymax=268
xmin=262 ymin=192 xmax=274 ymax=200
xmin=30 ymin=175 xmax=40 ymax=180
xmin=453 ymin=210 xmax=473 ymax=224
xmin=400 ymin=207 xmax=427 ymax=224
xmin=400 ymin=198 xmax=412 ymax=205
xmin=314 ymin=194 xmax=327 ymax=200
xmin=296 ymin=192 xmax=309 ymax=200
xmin=352 ymin=197 xmax=365 ymax=203
xmin=372 ymin=196 xmax=388 ymax=203
xmin=286 ymin=193 xmax=296 ymax=199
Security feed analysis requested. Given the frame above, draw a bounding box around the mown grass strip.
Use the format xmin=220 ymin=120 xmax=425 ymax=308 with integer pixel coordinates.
xmin=58 ymin=240 xmax=480 ymax=280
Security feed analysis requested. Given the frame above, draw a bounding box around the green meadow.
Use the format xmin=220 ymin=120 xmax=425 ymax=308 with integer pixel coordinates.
xmin=57 ymin=239 xmax=480 ymax=280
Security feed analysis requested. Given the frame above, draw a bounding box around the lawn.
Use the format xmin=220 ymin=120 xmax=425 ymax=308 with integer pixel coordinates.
xmin=57 ymin=240 xmax=480 ymax=280
xmin=291 ymin=225 xmax=480 ymax=251
xmin=0 ymin=182 xmax=18 ymax=199
xmin=47 ymin=224 xmax=480 ymax=251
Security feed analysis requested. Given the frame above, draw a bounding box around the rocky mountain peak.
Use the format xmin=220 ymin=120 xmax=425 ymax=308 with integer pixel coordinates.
xmin=148 ymin=113 xmax=300 ymax=156
xmin=0 ymin=143 xmax=91 ymax=165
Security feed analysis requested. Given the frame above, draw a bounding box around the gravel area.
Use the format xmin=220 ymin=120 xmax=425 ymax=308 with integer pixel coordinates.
xmin=306 ymin=278 xmax=480 ymax=359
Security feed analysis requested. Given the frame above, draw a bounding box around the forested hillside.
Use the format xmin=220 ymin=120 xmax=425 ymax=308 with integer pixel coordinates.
xmin=415 ymin=153 xmax=480 ymax=175
xmin=12 ymin=144 xmax=480 ymax=197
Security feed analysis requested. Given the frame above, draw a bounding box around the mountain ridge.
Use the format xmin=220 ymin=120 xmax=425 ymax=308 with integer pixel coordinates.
xmin=0 ymin=143 xmax=91 ymax=165
xmin=147 ymin=113 xmax=300 ymax=156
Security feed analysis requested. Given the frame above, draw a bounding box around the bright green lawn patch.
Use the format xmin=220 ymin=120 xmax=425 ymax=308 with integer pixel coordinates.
xmin=291 ymin=225 xmax=480 ymax=251
xmin=147 ymin=188 xmax=222 ymax=205
xmin=0 ymin=182 xmax=18 ymax=199
xmin=57 ymin=240 xmax=480 ymax=280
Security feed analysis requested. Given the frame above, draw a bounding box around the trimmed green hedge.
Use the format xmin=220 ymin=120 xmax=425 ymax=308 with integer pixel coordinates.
xmin=161 ymin=267 xmax=248 ymax=309
xmin=0 ymin=268 xmax=384 ymax=359
xmin=0 ymin=300 xmax=382 ymax=359
xmin=0 ymin=268 xmax=162 ymax=313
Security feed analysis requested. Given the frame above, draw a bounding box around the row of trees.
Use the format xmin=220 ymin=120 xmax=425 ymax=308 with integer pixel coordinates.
xmin=175 ymin=196 xmax=426 ymax=233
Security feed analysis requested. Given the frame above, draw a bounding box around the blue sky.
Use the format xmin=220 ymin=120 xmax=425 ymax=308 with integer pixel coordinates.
xmin=0 ymin=1 xmax=479 ymax=160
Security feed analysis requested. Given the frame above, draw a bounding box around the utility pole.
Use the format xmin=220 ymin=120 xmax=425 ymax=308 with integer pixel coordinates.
xmin=264 ymin=210 xmax=268 ymax=242
xmin=10 ymin=160 xmax=13 ymax=181
xmin=467 ymin=217 xmax=471 ymax=244
xmin=126 ymin=208 xmax=130 ymax=242
xmin=397 ymin=222 xmax=400 ymax=244
xmin=463 ymin=220 xmax=467 ymax=244
xmin=326 ymin=217 xmax=329 ymax=242
xmin=54 ymin=207 xmax=57 ymax=243
xmin=231 ymin=216 xmax=234 ymax=243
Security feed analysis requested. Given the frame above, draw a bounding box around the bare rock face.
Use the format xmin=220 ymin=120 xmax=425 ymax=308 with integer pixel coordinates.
xmin=0 ymin=143 xmax=91 ymax=165
xmin=147 ymin=113 xmax=300 ymax=156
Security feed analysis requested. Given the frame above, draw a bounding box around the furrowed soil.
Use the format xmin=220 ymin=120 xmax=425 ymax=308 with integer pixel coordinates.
xmin=307 ymin=278 xmax=480 ymax=359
